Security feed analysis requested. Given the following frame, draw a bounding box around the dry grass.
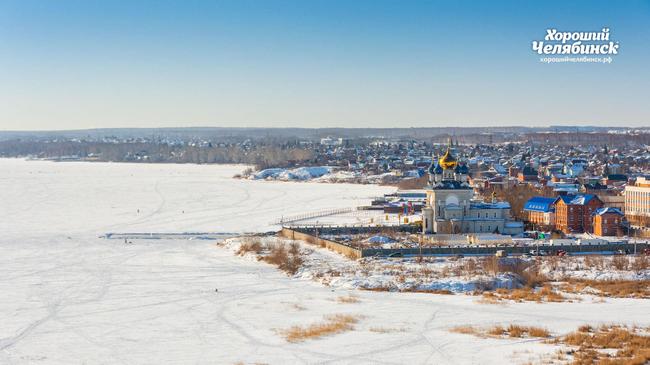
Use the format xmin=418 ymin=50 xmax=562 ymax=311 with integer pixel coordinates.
xmin=260 ymin=242 xmax=304 ymax=275
xmin=337 ymin=294 xmax=361 ymax=304
xmin=402 ymin=288 xmax=455 ymax=295
xmin=487 ymin=325 xmax=506 ymax=336
xmin=476 ymin=295 xmax=507 ymax=305
xmin=612 ymin=255 xmax=630 ymax=271
xmin=582 ymin=255 xmax=649 ymax=273
xmin=359 ymin=285 xmax=454 ymax=295
xmin=481 ymin=285 xmax=566 ymax=303
xmin=236 ymin=237 xmax=305 ymax=275
xmin=451 ymin=324 xmax=550 ymax=339
xmin=527 ymin=326 xmax=552 ymax=338
xmin=280 ymin=314 xmax=360 ymax=342
xmin=560 ymin=279 xmax=650 ymax=299
xmin=359 ymin=285 xmax=393 ymax=292
xmin=475 ymin=257 xmax=550 ymax=289
xmin=631 ymin=255 xmax=649 ymax=273
xmin=236 ymin=236 xmax=263 ymax=255
xmin=450 ymin=325 xmax=481 ymax=336
xmin=553 ymin=325 xmax=650 ymax=365
xmin=584 ymin=255 xmax=605 ymax=270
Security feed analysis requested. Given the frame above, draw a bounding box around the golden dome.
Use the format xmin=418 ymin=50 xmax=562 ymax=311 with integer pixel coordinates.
xmin=438 ymin=147 xmax=458 ymax=170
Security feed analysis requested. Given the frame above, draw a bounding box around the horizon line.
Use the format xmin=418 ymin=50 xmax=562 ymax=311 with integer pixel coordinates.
xmin=2 ymin=124 xmax=650 ymax=133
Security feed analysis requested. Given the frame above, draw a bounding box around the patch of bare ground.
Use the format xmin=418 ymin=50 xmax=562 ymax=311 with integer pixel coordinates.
xmin=280 ymin=314 xmax=360 ymax=343
xmin=559 ymin=279 xmax=650 ymax=299
xmin=450 ymin=324 xmax=551 ymax=339
xmin=551 ymin=325 xmax=650 ymax=365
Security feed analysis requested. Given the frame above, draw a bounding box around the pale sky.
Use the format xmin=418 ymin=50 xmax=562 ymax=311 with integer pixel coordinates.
xmin=0 ymin=0 xmax=648 ymax=130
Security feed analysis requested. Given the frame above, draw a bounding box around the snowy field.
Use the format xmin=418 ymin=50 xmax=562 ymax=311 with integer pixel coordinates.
xmin=1 ymin=159 xmax=649 ymax=364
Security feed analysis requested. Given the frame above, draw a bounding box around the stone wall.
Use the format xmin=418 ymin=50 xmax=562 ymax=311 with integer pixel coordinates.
xmin=279 ymin=227 xmax=362 ymax=259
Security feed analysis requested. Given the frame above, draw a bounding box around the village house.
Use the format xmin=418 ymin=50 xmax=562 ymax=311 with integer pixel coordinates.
xmin=517 ymin=165 xmax=538 ymax=182
xmin=554 ymin=194 xmax=603 ymax=234
xmin=592 ymin=207 xmax=625 ymax=236
xmin=523 ymin=196 xmax=556 ymax=228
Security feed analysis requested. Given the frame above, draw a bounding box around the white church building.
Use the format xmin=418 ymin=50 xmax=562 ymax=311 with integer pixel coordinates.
xmin=422 ymin=144 xmax=523 ymax=235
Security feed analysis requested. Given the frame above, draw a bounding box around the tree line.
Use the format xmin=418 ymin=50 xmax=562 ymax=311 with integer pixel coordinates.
xmin=0 ymin=140 xmax=315 ymax=170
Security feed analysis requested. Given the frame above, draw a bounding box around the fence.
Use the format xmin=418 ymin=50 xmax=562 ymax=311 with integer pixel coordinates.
xmin=286 ymin=224 xmax=420 ymax=235
xmin=272 ymin=207 xmax=356 ymax=225
xmin=361 ymin=242 xmax=650 ymax=257
xmin=280 ymin=226 xmax=650 ymax=259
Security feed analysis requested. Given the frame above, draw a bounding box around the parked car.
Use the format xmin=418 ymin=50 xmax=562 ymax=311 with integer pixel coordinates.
xmin=529 ymin=249 xmax=548 ymax=256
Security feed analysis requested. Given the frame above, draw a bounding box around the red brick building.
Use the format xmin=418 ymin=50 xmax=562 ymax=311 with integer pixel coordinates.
xmin=554 ymin=194 xmax=603 ymax=234
xmin=592 ymin=207 xmax=624 ymax=236
xmin=517 ymin=165 xmax=538 ymax=182
xmin=523 ymin=197 xmax=556 ymax=228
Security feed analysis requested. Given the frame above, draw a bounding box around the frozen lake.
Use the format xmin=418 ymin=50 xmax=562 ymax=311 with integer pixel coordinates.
xmin=1 ymin=159 xmax=649 ymax=364
xmin=0 ymin=159 xmax=391 ymax=237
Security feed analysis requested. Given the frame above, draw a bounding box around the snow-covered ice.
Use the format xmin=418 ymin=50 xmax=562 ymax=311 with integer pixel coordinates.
xmin=0 ymin=159 xmax=391 ymax=236
xmin=1 ymin=158 xmax=649 ymax=365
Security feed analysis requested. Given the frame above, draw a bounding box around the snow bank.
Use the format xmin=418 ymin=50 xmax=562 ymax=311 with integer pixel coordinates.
xmin=365 ymin=235 xmax=395 ymax=244
xmin=252 ymin=166 xmax=332 ymax=180
xmin=251 ymin=166 xmax=400 ymax=184
xmin=223 ymin=235 xmax=519 ymax=293
xmin=223 ymin=235 xmax=650 ymax=296
xmin=539 ymin=256 xmax=650 ymax=281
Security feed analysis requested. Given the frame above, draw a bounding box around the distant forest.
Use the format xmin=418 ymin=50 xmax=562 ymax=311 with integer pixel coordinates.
xmin=0 ymin=140 xmax=315 ymax=170
xmin=1 ymin=127 xmax=649 ymax=169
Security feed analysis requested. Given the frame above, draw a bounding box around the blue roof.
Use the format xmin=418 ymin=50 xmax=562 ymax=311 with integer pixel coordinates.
xmin=593 ymin=207 xmax=623 ymax=216
xmin=523 ymin=197 xmax=556 ymax=212
xmin=555 ymin=194 xmax=599 ymax=206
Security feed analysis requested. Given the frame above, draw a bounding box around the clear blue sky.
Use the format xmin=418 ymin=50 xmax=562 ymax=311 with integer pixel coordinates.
xmin=0 ymin=0 xmax=648 ymax=130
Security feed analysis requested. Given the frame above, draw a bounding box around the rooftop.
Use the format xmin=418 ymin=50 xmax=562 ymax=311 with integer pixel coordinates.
xmin=523 ymin=196 xmax=556 ymax=213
